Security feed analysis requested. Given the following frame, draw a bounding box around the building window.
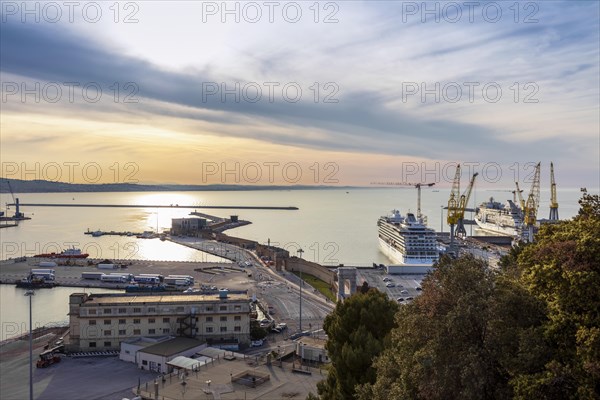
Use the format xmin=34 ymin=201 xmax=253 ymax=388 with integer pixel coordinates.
xmin=89 ymin=342 xmax=96 ymax=348
xmin=234 ymin=326 xmax=241 ymax=332
xmin=234 ymin=316 xmax=241 ymax=321
xmin=220 ymin=305 xmax=227 ymax=311
xmin=148 ymin=318 xmax=155 ymax=323
xmin=220 ymin=326 xmax=227 ymax=332
xmin=148 ymin=307 xmax=156 ymax=313
xmin=149 ymin=329 xmax=156 ymax=334
xmin=133 ymin=329 xmax=141 ymax=335
xmin=220 ymin=316 xmax=227 ymax=322
xmin=133 ymin=307 xmax=141 ymax=313
xmin=104 ymin=320 xmax=111 ymax=325
xmin=118 ymin=308 xmax=126 ymax=314
xmin=119 ymin=319 xmax=126 ymax=325
xmin=163 ymin=318 xmax=170 ymax=323
xmin=206 ymin=327 xmax=213 ymax=333
xmin=234 ymin=305 xmax=241 ymax=311
xmin=162 ymin=328 xmax=170 ymax=334
xmin=206 ymin=306 xmax=213 ymax=312
xmin=133 ymin=319 xmax=141 ymax=324
xmin=176 ymin=306 xmax=184 ymax=312
xmin=104 ymin=341 xmax=111 ymax=347
xmin=206 ymin=317 xmax=213 ymax=322
xmin=118 ymin=330 xmax=126 ymax=335
xmin=103 ymin=309 xmax=112 ymax=314
xmin=104 ymin=330 xmax=111 ymax=336
xmin=89 ymin=320 xmax=96 ymax=325
xmin=88 ymin=309 xmax=97 ymax=315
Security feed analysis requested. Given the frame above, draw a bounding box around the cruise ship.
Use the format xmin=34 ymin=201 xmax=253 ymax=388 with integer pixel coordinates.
xmin=377 ymin=210 xmax=439 ymax=270
xmin=474 ymin=198 xmax=523 ymax=237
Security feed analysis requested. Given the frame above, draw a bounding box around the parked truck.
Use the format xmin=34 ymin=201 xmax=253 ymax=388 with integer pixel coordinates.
xmin=30 ymin=270 xmax=55 ymax=281
xmin=97 ymin=263 xmax=118 ymax=270
xmin=100 ymin=274 xmax=128 ymax=283
xmin=81 ymin=272 xmax=105 ymax=280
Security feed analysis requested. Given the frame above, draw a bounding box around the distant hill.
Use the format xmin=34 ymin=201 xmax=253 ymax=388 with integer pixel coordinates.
xmin=0 ymin=178 xmax=353 ymax=193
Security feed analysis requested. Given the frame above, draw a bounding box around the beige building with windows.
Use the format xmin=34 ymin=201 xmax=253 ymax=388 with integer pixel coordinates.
xmin=67 ymin=291 xmax=251 ymax=352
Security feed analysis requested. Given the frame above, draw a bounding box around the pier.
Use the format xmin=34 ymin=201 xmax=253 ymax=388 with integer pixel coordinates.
xmin=7 ymin=203 xmax=299 ymax=210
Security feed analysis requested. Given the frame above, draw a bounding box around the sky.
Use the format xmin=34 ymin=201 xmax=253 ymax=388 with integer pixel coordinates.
xmin=0 ymin=0 xmax=599 ymax=188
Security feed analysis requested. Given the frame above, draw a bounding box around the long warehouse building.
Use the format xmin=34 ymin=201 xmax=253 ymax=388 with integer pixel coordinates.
xmin=67 ymin=290 xmax=251 ymax=352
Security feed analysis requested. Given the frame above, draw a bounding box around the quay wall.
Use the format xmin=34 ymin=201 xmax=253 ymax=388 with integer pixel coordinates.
xmin=285 ymin=257 xmax=336 ymax=288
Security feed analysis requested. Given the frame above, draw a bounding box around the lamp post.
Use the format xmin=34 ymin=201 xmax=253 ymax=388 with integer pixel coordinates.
xmin=297 ymin=248 xmax=304 ymax=333
xmin=440 ymin=205 xmax=444 ymax=232
xmin=24 ymin=289 xmax=35 ymax=400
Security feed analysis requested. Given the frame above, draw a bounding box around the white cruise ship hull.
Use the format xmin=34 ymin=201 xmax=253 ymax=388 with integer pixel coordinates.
xmin=378 ymin=238 xmax=436 ymax=266
xmin=474 ymin=218 xmax=519 ymax=236
xmin=378 ymin=237 xmax=406 ymax=264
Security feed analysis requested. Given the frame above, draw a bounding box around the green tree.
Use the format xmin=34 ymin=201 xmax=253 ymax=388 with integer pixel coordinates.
xmin=512 ymin=193 xmax=600 ymax=399
xmin=250 ymin=320 xmax=267 ymax=340
xmin=358 ymin=255 xmax=546 ymax=400
xmin=317 ymin=288 xmax=398 ymax=400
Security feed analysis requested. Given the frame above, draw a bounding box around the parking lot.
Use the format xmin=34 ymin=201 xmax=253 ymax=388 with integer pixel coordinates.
xmin=358 ymin=269 xmax=427 ymax=304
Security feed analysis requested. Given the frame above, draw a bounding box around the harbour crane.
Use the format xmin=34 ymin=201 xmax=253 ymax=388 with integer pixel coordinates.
xmin=515 ymin=181 xmax=526 ymax=211
xmin=455 ymin=172 xmax=479 ymax=239
xmin=370 ymin=181 xmax=435 ymax=221
xmin=549 ymin=162 xmax=559 ymax=220
xmin=6 ymin=180 xmax=23 ymax=219
xmin=523 ymin=162 xmax=541 ymax=242
xmin=511 ymin=187 xmax=523 ymax=208
xmin=447 ymin=165 xmax=462 ymax=248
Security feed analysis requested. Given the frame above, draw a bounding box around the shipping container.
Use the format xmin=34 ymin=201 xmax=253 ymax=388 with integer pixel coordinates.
xmin=81 ymin=272 xmax=105 ymax=280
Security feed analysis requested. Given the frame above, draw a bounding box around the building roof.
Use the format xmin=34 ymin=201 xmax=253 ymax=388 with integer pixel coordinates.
xmin=166 ymin=356 xmax=202 ymax=371
xmin=83 ymin=292 xmax=248 ymax=305
xmin=139 ymin=337 xmax=205 ymax=357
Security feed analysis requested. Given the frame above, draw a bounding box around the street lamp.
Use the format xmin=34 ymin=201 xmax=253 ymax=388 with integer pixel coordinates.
xmin=24 ymin=289 xmax=35 ymax=400
xmin=297 ymin=248 xmax=304 ymax=333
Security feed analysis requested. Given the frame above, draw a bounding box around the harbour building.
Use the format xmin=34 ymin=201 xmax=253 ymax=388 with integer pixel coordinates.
xmin=67 ymin=290 xmax=251 ymax=352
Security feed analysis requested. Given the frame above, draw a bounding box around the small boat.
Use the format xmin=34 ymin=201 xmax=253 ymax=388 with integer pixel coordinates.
xmin=16 ymin=274 xmax=56 ymax=289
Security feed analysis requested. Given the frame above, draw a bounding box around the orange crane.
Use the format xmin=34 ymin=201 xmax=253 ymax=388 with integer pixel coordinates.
xmin=549 ymin=162 xmax=559 ymax=220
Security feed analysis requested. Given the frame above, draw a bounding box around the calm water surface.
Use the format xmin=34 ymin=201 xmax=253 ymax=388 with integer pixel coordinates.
xmin=0 ymin=188 xmax=586 ymax=333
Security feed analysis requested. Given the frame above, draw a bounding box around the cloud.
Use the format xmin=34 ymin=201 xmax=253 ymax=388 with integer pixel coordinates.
xmin=0 ymin=0 xmax=598 ymax=187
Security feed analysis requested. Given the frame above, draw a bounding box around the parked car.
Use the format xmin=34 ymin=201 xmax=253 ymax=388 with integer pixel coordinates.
xmin=397 ymin=297 xmax=404 ymax=302
xmin=251 ymin=340 xmax=264 ymax=347
xmin=400 ymin=289 xmax=409 ymax=294
xmin=385 ymin=282 xmax=395 ymax=288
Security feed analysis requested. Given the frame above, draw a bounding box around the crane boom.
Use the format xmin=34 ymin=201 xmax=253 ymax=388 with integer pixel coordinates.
xmin=515 ymin=182 xmax=525 ymax=210
xmin=524 ymin=162 xmax=541 ymax=225
xmin=458 ymin=173 xmax=478 ymax=220
xmin=455 ymin=172 xmax=478 ymax=238
xmin=371 ymin=181 xmax=435 ymax=221
xmin=549 ymin=162 xmax=559 ymax=220
xmin=447 ymin=164 xmax=461 ymax=225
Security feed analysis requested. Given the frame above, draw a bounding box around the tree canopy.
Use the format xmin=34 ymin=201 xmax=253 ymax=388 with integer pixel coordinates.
xmin=354 ymin=193 xmax=599 ymax=400
xmin=317 ymin=288 xmax=398 ymax=400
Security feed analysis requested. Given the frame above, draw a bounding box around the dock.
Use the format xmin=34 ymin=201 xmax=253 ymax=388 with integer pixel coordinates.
xmin=7 ymin=203 xmax=299 ymax=210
